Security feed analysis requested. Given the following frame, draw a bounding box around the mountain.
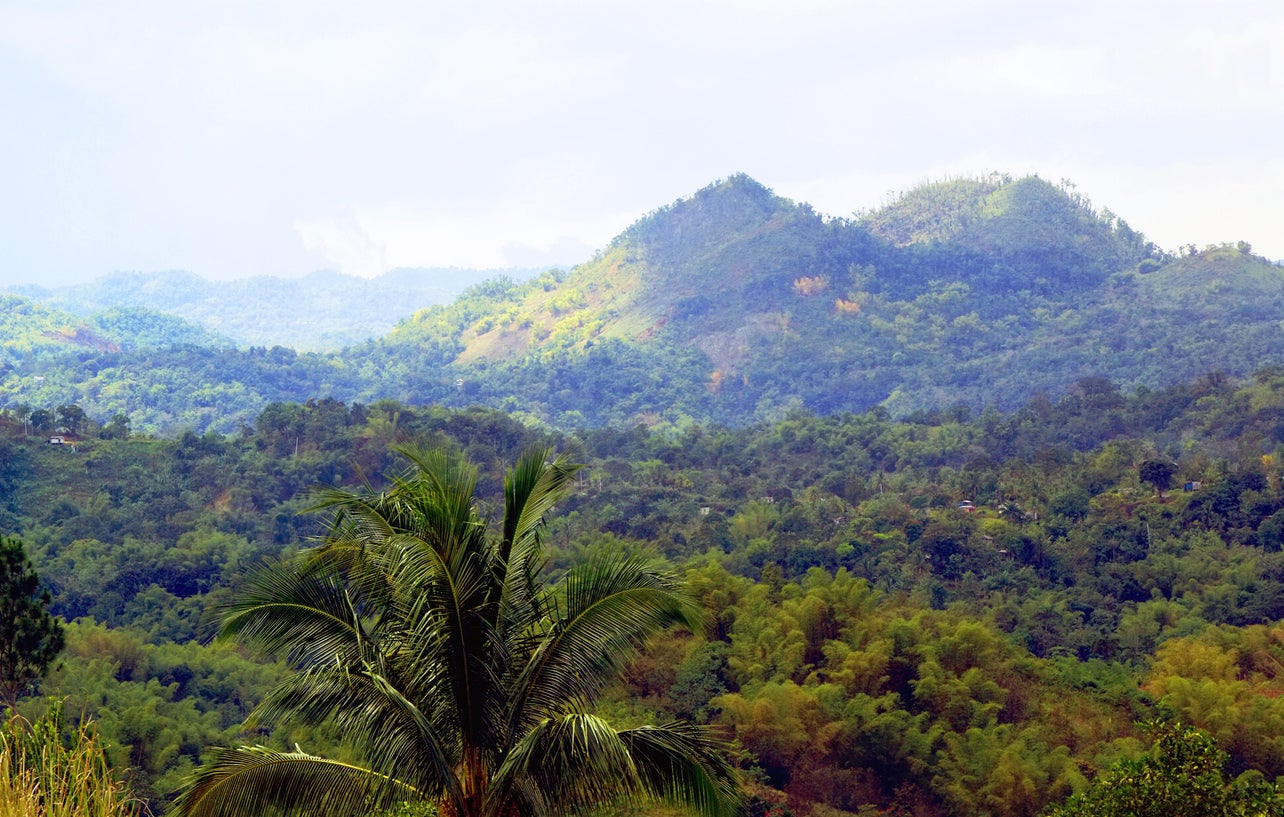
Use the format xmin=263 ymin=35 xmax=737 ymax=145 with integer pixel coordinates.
xmin=3 ymin=172 xmax=1281 ymax=434
xmin=367 ymin=173 xmax=1273 ymax=426
xmin=6 ymin=267 xmax=544 ymax=352
xmin=419 ymin=173 xmax=1149 ymax=361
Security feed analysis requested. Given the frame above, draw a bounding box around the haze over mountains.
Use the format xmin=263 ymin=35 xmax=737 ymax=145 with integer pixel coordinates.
xmin=2 ymin=172 xmax=1281 ymax=434
xmin=8 ymin=266 xmax=543 ymax=352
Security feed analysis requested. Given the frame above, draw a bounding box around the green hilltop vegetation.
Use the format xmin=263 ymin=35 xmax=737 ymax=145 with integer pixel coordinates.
xmin=2 ymin=173 xmax=1282 ymax=436
xmin=3 ymin=367 xmax=1284 ymax=815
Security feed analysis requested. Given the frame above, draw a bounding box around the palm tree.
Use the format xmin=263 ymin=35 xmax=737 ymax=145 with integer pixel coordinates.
xmin=173 ymin=444 xmax=741 ymax=817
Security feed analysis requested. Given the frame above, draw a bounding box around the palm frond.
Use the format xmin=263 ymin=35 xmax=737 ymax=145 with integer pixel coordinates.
xmin=387 ymin=530 xmax=501 ymax=730
xmin=389 ymin=444 xmax=481 ymax=547
xmin=308 ymin=485 xmax=399 ymax=545
xmin=619 ymin=722 xmax=744 ymax=817
xmin=489 ymin=714 xmax=741 ymax=817
xmin=359 ymin=482 xmax=511 ymax=768
xmin=485 ymin=448 xmax=580 ymax=647
xmin=501 ymin=447 xmax=580 ymax=558
xmin=217 ymin=559 xmax=366 ymax=666
xmin=301 ymin=489 xmax=409 ymax=614
xmin=246 ymin=665 xmax=461 ymax=798
xmin=309 ymin=449 xmax=480 ymax=574
xmin=171 ymin=745 xmax=422 ymax=817
xmin=562 ymin=549 xmax=707 ymax=633
xmin=487 ymin=713 xmax=639 ymax=817
xmin=389 ymin=528 xmax=489 ymax=616
xmin=507 ymin=551 xmax=707 ymax=731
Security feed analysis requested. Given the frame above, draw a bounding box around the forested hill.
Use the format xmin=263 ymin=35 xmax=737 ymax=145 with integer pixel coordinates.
xmin=375 ymin=173 xmax=1279 ymax=426
xmin=0 ymin=294 xmax=232 ymax=355
xmin=3 ymin=173 xmax=1282 ymax=433
xmin=394 ymin=172 xmax=1154 ymax=373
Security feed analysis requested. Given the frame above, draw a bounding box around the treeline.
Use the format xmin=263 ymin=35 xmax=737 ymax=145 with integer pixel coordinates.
xmin=2 ymin=368 xmax=1284 ymax=814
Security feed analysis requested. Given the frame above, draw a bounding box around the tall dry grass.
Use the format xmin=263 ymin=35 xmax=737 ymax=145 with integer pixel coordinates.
xmin=0 ymin=703 xmax=147 ymax=817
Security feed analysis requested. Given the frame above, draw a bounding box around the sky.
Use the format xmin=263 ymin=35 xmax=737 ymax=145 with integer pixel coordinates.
xmin=2 ymin=0 xmax=1282 ymax=287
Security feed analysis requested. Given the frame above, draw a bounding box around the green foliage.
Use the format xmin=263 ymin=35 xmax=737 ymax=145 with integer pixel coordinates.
xmin=10 ymin=174 xmax=1284 ymax=434
xmin=0 ymin=359 xmax=1283 ymax=815
xmin=0 ymin=536 xmax=65 ymax=712
xmin=34 ymin=620 xmax=295 ymax=806
xmin=705 ymin=574 xmax=1106 ymax=815
xmin=87 ymin=306 xmax=233 ymax=350
xmin=859 ymin=174 xmax=1007 ymax=246
xmin=6 ymin=267 xmax=538 ymax=352
xmin=1046 ymin=722 xmax=1284 ymax=817
xmin=1139 ymin=459 xmax=1177 ymax=494
xmin=391 ymin=187 xmax=1244 ymax=428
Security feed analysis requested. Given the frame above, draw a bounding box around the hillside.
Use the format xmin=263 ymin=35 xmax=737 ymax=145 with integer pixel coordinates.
xmin=3 ymin=172 xmax=1282 ymax=433
xmin=0 ymin=293 xmax=231 ymax=362
xmin=409 ymin=174 xmax=1153 ymax=363
xmin=0 ymin=292 xmax=353 ymax=433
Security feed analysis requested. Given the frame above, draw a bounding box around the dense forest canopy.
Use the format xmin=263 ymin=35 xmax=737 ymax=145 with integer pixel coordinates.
xmin=2 ymin=364 xmax=1284 ymax=815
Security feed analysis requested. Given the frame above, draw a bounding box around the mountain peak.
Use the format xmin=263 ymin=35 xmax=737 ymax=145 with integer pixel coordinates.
xmin=860 ymin=173 xmax=1023 ymax=246
xmin=859 ymin=173 xmax=1160 ymax=292
xmin=622 ymin=174 xmax=798 ymax=248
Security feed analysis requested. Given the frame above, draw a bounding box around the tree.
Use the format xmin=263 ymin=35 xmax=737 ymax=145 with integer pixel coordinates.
xmin=1046 ymin=721 xmax=1284 ymax=817
xmin=27 ymin=409 xmax=54 ymax=436
xmin=1139 ymin=460 xmax=1177 ymax=496
xmin=100 ymin=412 xmax=132 ymax=440
xmin=55 ymin=403 xmax=89 ymax=436
xmin=174 ymin=444 xmax=741 ymax=817
xmin=0 ymin=536 xmax=65 ymax=713
xmin=11 ymin=403 xmax=31 ymax=436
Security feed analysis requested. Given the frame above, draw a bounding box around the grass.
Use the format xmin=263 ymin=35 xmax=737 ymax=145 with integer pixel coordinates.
xmin=0 ymin=704 xmax=147 ymax=817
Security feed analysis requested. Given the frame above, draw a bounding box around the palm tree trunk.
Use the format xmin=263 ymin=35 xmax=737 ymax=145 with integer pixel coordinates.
xmin=461 ymin=746 xmax=489 ymax=817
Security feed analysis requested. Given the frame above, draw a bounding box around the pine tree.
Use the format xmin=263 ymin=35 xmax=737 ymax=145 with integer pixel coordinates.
xmin=0 ymin=537 xmax=65 ymax=713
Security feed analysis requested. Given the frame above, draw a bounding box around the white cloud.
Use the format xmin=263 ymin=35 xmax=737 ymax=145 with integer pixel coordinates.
xmin=294 ymin=217 xmax=388 ymax=279
xmin=318 ymin=204 xmax=632 ymax=274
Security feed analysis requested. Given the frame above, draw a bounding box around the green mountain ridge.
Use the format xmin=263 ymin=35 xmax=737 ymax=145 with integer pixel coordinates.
xmin=377 ymin=172 xmax=1273 ymax=425
xmin=0 ymin=294 xmax=232 ymax=359
xmin=406 ymin=172 xmax=1134 ymax=365
xmin=1 ymin=172 xmax=1280 ymax=433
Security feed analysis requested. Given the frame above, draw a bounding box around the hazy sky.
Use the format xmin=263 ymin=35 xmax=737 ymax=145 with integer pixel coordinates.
xmin=2 ymin=0 xmax=1281 ymax=287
